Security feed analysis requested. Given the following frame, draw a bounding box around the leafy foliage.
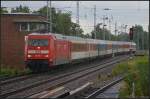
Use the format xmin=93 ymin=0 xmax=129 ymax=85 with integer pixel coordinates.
xmin=132 ymin=25 xmax=149 ymax=50
xmin=112 ymin=56 xmax=149 ymax=97
xmin=117 ymin=33 xmax=130 ymax=41
xmin=91 ymin=23 xmax=149 ymax=50
xmin=0 ymin=65 xmax=31 ymax=77
xmin=0 ymin=7 xmax=8 ymax=14
xmin=91 ymin=24 xmax=113 ymax=40
xmin=11 ymin=5 xmax=30 ymax=13
xmin=34 ymin=6 xmax=84 ymax=37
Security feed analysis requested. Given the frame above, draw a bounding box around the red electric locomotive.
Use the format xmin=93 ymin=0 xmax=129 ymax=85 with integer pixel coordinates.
xmin=25 ymin=33 xmax=71 ymax=71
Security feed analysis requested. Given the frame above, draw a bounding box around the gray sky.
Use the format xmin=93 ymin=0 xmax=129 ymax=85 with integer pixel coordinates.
xmin=1 ymin=1 xmax=149 ymax=34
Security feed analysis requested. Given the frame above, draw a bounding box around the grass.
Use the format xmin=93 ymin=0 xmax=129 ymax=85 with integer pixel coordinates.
xmin=0 ymin=65 xmax=31 ymax=77
xmin=112 ymin=55 xmax=149 ymax=97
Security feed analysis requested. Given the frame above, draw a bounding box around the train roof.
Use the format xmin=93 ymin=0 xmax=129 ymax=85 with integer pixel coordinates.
xmin=28 ymin=33 xmax=136 ymax=45
xmin=28 ymin=33 xmax=52 ymax=36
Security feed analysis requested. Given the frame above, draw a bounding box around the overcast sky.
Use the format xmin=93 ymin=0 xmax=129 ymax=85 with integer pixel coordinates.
xmin=1 ymin=1 xmax=149 ymax=34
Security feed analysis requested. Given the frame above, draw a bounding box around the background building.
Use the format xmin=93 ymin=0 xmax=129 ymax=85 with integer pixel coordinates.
xmin=1 ymin=13 xmax=49 ymax=69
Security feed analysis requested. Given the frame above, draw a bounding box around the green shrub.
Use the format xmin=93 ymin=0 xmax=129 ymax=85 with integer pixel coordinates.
xmin=112 ymin=55 xmax=149 ymax=97
xmin=0 ymin=66 xmax=31 ymax=77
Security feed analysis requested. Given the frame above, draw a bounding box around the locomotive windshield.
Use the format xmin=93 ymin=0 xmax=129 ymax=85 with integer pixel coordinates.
xmin=28 ymin=39 xmax=48 ymax=46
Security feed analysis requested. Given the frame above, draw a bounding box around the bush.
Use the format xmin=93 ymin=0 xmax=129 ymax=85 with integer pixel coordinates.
xmin=0 ymin=66 xmax=31 ymax=77
xmin=112 ymin=55 xmax=149 ymax=97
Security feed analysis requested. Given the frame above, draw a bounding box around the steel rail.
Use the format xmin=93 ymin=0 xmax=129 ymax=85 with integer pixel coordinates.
xmin=0 ymin=55 xmax=119 ymax=85
xmin=0 ymin=73 xmax=43 ymax=85
xmin=26 ymin=56 xmax=129 ymax=98
xmin=1 ymin=55 xmax=129 ymax=98
xmin=85 ymin=76 xmax=124 ymax=98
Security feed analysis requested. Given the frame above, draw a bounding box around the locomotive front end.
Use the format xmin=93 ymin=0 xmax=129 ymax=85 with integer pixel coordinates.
xmin=25 ymin=34 xmax=53 ymax=72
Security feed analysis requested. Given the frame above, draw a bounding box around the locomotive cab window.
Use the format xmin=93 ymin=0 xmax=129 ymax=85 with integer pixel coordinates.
xmin=28 ymin=39 xmax=48 ymax=46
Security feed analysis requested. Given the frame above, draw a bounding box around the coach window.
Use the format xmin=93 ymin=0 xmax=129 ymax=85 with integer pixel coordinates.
xmin=81 ymin=44 xmax=84 ymax=51
xmin=78 ymin=44 xmax=81 ymax=51
xmin=72 ymin=43 xmax=76 ymax=51
xmin=101 ymin=44 xmax=105 ymax=51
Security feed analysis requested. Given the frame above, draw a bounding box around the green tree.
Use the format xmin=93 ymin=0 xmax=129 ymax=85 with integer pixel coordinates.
xmin=11 ymin=5 xmax=30 ymax=13
xmin=133 ymin=25 xmax=149 ymax=50
xmin=69 ymin=22 xmax=83 ymax=36
xmin=91 ymin=23 xmax=113 ymax=40
xmin=33 ymin=6 xmax=57 ymax=32
xmin=55 ymin=11 xmax=72 ymax=35
xmin=34 ymin=6 xmax=84 ymax=37
xmin=0 ymin=7 xmax=8 ymax=14
xmin=84 ymin=33 xmax=91 ymax=38
xmin=91 ymin=24 xmax=149 ymax=50
xmin=118 ymin=33 xmax=129 ymax=41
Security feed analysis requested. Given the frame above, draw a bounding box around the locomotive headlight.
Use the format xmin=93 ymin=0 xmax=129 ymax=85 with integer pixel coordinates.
xmin=27 ymin=55 xmax=31 ymax=58
xmin=45 ymin=55 xmax=49 ymax=57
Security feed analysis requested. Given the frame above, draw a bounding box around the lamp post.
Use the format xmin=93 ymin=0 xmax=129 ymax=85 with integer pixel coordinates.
xmin=102 ymin=15 xmax=108 ymax=40
xmin=108 ymin=19 xmax=111 ymax=40
xmin=103 ymin=24 xmax=107 ymax=40
xmin=103 ymin=8 xmax=112 ymax=40
xmin=96 ymin=23 xmax=103 ymax=39
xmin=125 ymin=25 xmax=128 ymax=34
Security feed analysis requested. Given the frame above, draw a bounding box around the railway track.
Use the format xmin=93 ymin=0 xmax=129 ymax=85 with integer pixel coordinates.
xmin=53 ymin=76 xmax=124 ymax=99
xmin=28 ymin=57 xmax=128 ymax=98
xmin=1 ymin=55 xmax=129 ymax=98
xmin=0 ymin=56 xmax=119 ymax=87
xmin=0 ymin=55 xmax=111 ymax=85
xmin=84 ymin=76 xmax=124 ymax=98
xmin=0 ymin=73 xmax=40 ymax=85
xmin=0 ymin=73 xmax=31 ymax=82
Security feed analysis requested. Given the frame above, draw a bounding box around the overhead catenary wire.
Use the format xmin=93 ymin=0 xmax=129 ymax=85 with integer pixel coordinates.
xmin=45 ymin=1 xmax=148 ymax=36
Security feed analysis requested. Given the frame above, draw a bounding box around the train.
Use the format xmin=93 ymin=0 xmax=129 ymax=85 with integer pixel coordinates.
xmin=24 ymin=33 xmax=136 ymax=72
